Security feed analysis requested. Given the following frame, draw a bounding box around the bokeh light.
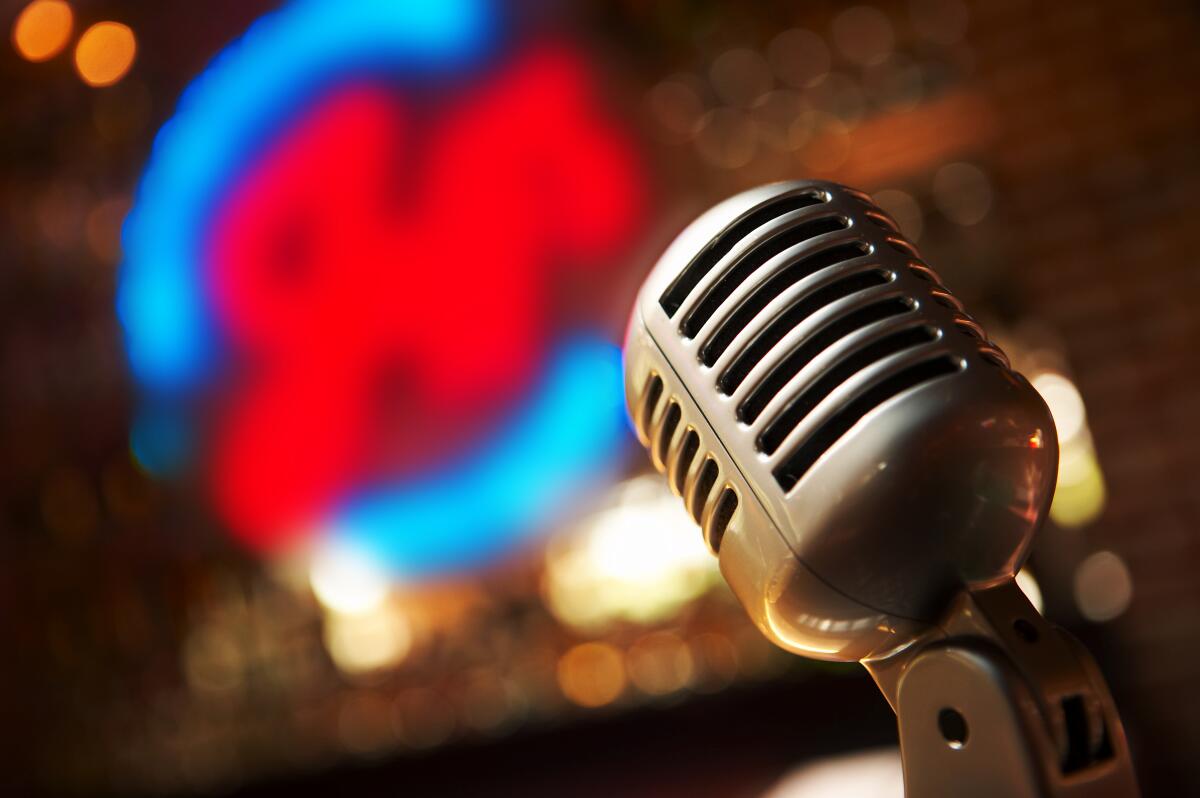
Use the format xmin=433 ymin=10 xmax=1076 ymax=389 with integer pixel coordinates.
xmin=324 ymin=604 xmax=413 ymax=676
xmin=1032 ymin=370 xmax=1108 ymax=528
xmin=118 ymin=0 xmax=644 ymax=570
xmin=1032 ymin=372 xmax=1087 ymax=443
xmin=932 ymin=161 xmax=993 ymax=225
xmin=74 ymin=21 xmax=136 ymax=87
xmin=11 ymin=0 xmax=72 ymax=62
xmin=1050 ymin=446 xmax=1107 ymax=528
xmin=694 ymin=107 xmax=758 ymax=169
xmin=766 ymin=28 xmax=830 ymax=89
xmin=872 ymin=188 xmax=924 ymax=242
xmin=557 ymin=642 xmax=626 ymax=708
xmin=1074 ymin=550 xmax=1134 ymax=623
xmin=645 ymin=74 xmax=705 ymax=144
xmin=764 ymin=748 xmax=903 ymax=798
xmin=831 ymin=6 xmax=895 ymax=66
xmin=626 ymin=631 xmax=694 ymax=696
xmin=309 ymin=544 xmax=390 ymax=615
xmin=543 ymin=476 xmax=720 ymax=632
xmin=709 ymin=48 xmax=772 ymax=107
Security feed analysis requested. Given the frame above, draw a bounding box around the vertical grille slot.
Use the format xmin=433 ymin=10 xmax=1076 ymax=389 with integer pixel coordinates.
xmin=699 ymin=242 xmax=873 ymax=366
xmin=736 ymin=297 xmax=916 ymax=422
xmin=759 ymin=325 xmax=939 ymax=454
xmin=680 ymin=215 xmax=850 ymax=339
xmin=772 ymin=356 xmax=963 ymax=491
xmin=629 ymin=381 xmax=739 ymax=553
xmin=653 ymin=402 xmax=682 ymax=468
xmin=687 ymin=457 xmax=720 ymax=523
xmin=636 ymin=374 xmax=664 ymax=442
xmin=659 ymin=192 xmax=827 ymax=318
xmin=669 ymin=429 xmax=700 ymax=495
xmin=704 ymin=489 xmax=738 ymax=552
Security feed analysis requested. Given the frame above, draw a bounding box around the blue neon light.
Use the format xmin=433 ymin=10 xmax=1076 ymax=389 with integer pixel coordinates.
xmin=118 ymin=0 xmax=493 ymax=390
xmin=117 ymin=0 xmax=636 ymax=576
xmin=339 ymin=337 xmax=628 ymax=575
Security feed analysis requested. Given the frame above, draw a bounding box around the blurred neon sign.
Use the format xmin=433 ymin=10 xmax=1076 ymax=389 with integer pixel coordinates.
xmin=118 ymin=0 xmax=644 ymax=573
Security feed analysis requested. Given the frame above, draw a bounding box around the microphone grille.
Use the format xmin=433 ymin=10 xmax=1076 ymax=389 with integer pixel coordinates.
xmin=625 ymin=180 xmax=1057 ymax=654
xmin=650 ymin=182 xmax=1011 ymax=492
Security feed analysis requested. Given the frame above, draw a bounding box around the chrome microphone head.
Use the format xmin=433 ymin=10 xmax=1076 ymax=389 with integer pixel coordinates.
xmin=624 ymin=180 xmax=1058 ymax=662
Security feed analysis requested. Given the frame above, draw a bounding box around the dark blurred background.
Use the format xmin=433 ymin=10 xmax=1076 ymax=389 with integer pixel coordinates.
xmin=2 ymin=0 xmax=1199 ymax=795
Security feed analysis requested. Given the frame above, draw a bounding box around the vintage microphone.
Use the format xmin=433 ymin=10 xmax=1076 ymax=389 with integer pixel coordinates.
xmin=624 ymin=180 xmax=1139 ymax=797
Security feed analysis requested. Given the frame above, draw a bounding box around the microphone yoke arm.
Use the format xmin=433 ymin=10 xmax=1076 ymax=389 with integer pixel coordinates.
xmin=866 ymin=580 xmax=1140 ymax=798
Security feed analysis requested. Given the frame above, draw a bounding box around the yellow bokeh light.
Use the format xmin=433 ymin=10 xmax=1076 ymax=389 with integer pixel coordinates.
xmin=1050 ymin=446 xmax=1107 ymax=528
xmin=74 ymin=21 xmax=136 ymax=87
xmin=542 ymin=476 xmax=720 ymax=632
xmin=323 ymin=604 xmax=413 ymax=676
xmin=12 ymin=0 xmax=73 ymax=62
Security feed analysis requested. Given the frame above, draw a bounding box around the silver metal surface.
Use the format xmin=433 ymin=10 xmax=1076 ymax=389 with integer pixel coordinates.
xmin=880 ymin=582 xmax=1140 ymax=797
xmin=624 ymin=180 xmax=1139 ymax=796
xmin=625 ymin=180 xmax=1056 ymax=661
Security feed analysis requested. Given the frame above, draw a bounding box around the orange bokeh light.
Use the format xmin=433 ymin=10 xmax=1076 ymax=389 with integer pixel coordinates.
xmin=74 ymin=21 xmax=136 ymax=87
xmin=12 ymin=0 xmax=73 ymax=62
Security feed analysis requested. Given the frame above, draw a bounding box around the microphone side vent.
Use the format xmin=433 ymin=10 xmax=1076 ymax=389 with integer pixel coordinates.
xmin=634 ymin=372 xmax=741 ymax=553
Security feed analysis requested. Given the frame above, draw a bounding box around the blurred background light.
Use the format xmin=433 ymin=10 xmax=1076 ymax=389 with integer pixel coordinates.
xmin=871 ymin=188 xmax=924 ymax=242
xmin=808 ymin=72 xmax=866 ymax=125
xmin=543 ymin=475 xmax=721 ymax=633
xmin=557 ymin=642 xmax=627 ymax=708
xmin=862 ymin=55 xmax=924 ymax=112
xmin=932 ymin=161 xmax=993 ymax=225
xmin=324 ymin=603 xmax=413 ymax=676
xmin=626 ymin=631 xmax=695 ymax=697
xmin=1074 ymin=550 xmax=1134 ymax=623
xmin=1031 ymin=370 xmax=1108 ymax=529
xmin=763 ymin=748 xmax=903 ymax=798
xmin=118 ymin=0 xmax=494 ymax=392
xmin=338 ymin=338 xmax=629 ymax=575
xmin=766 ymin=29 xmax=830 ymax=90
xmin=11 ymin=0 xmax=72 ymax=62
xmin=118 ymin=0 xmax=644 ymax=572
xmin=1050 ymin=445 xmax=1107 ymax=528
xmin=74 ymin=21 xmax=136 ymax=87
xmin=645 ymin=74 xmax=705 ymax=144
xmin=694 ymin=107 xmax=758 ymax=170
xmin=1032 ymin=372 xmax=1087 ymax=444
xmin=709 ymin=48 xmax=772 ymax=108
xmin=310 ymin=543 xmax=391 ymax=615
xmin=831 ymin=6 xmax=895 ymax=67
xmin=7 ymin=0 xmax=1198 ymax=793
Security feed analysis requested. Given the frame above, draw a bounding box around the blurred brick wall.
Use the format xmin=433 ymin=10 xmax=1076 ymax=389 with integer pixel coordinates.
xmin=973 ymin=1 xmax=1200 ymax=792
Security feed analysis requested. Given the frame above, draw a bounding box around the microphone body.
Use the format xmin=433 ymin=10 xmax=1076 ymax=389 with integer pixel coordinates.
xmin=624 ymin=181 xmax=1138 ymax=797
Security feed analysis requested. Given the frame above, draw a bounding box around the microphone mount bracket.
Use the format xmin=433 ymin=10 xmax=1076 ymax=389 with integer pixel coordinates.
xmin=865 ymin=580 xmax=1140 ymax=797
